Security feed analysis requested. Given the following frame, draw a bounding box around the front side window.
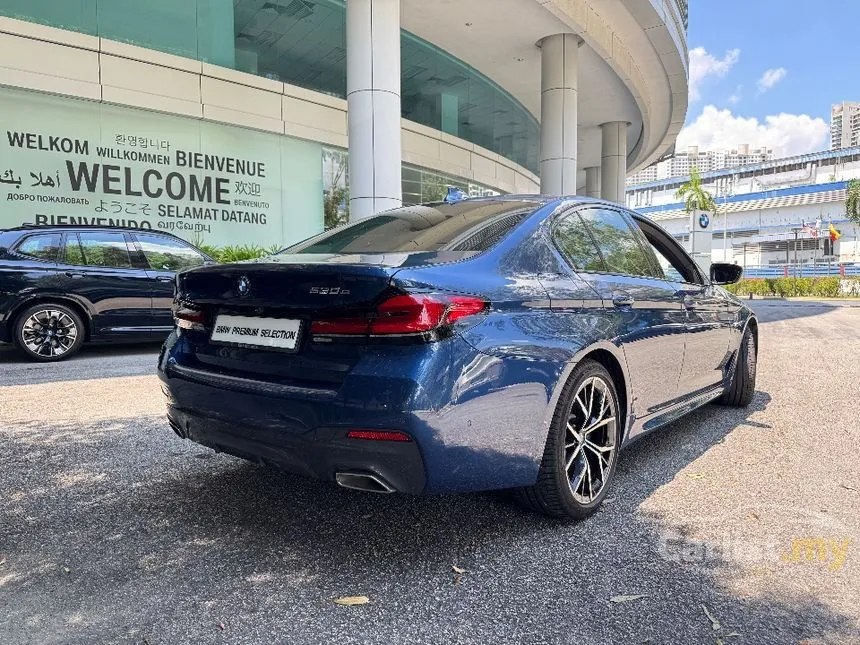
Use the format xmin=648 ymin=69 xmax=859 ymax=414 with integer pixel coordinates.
xmin=15 ymin=233 xmax=61 ymax=261
xmin=637 ymin=220 xmax=702 ymax=285
xmin=66 ymin=232 xmax=132 ymax=268
xmin=134 ymin=233 xmax=205 ymax=271
xmin=577 ymin=208 xmax=659 ymax=278
xmin=648 ymin=242 xmax=686 ymax=282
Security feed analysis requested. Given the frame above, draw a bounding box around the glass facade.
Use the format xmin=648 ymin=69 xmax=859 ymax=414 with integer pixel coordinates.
xmin=1 ymin=0 xmax=540 ymax=175
xmin=322 ymin=148 xmax=500 ymax=230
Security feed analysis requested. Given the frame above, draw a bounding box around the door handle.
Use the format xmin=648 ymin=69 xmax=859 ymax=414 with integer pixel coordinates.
xmin=611 ymin=291 xmax=634 ymax=307
xmin=156 ymin=276 xmax=175 ymax=283
xmin=64 ymin=271 xmax=84 ymax=279
xmin=675 ymin=289 xmax=701 ymax=310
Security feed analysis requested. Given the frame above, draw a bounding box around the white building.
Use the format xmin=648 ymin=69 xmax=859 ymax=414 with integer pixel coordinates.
xmin=627 ymin=148 xmax=860 ymax=274
xmin=628 ymin=144 xmax=773 ymax=185
xmin=0 ymin=0 xmax=689 ymax=247
xmin=831 ymin=102 xmax=860 ymax=150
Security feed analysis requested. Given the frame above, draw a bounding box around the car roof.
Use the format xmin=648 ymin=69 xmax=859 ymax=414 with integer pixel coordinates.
xmin=1 ymin=225 xmax=182 ymax=238
xmin=474 ymin=194 xmax=659 ymax=220
xmin=441 ymin=194 xmax=633 ymax=210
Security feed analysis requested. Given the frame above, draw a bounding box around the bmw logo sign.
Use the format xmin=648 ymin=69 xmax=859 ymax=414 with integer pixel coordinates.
xmin=699 ymin=213 xmax=710 ymax=229
xmin=237 ymin=275 xmax=251 ymax=297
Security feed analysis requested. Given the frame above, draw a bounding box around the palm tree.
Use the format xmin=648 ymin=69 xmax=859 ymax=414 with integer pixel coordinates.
xmin=845 ymin=178 xmax=860 ymax=225
xmin=674 ymin=168 xmax=716 ymax=214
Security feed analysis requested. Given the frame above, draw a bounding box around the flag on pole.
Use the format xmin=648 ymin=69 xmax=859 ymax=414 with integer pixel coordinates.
xmin=829 ymin=223 xmax=842 ymax=243
xmin=801 ymin=221 xmax=818 ymax=237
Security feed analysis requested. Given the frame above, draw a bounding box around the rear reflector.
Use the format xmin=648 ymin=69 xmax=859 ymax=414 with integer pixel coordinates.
xmin=174 ymin=306 xmax=207 ymax=331
xmin=311 ymin=293 xmax=486 ymax=337
xmin=346 ymin=430 xmax=412 ymax=442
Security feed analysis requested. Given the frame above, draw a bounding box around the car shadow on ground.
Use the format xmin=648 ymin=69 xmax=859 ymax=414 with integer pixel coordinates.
xmin=0 ymin=341 xmax=162 ymax=386
xmin=0 ymin=341 xmax=162 ymax=364
xmin=3 ymin=386 xmax=858 ymax=643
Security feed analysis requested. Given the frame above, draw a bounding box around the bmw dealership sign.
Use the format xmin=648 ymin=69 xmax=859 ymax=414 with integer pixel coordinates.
xmin=688 ymin=209 xmax=714 ymax=274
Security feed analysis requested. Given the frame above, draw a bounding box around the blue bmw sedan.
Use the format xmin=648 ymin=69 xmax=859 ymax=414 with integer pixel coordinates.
xmin=158 ymin=196 xmax=757 ymax=519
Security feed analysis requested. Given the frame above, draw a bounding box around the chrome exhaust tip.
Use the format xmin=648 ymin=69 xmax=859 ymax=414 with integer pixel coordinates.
xmin=335 ymin=472 xmax=396 ymax=494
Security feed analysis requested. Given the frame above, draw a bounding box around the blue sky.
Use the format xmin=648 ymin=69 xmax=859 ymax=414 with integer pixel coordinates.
xmin=678 ymin=0 xmax=859 ymax=156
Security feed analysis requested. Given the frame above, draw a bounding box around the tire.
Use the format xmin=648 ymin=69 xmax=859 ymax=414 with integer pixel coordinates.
xmin=717 ymin=328 xmax=756 ymax=407
xmin=14 ymin=302 xmax=85 ymax=362
xmin=516 ymin=360 xmax=621 ymax=520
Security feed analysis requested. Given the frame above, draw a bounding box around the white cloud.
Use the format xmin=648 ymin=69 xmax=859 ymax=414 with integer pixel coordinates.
xmin=756 ymin=68 xmax=787 ymax=94
xmin=677 ymin=105 xmax=829 ymax=157
xmin=728 ymin=85 xmax=742 ymax=105
xmin=689 ymin=47 xmax=740 ymax=102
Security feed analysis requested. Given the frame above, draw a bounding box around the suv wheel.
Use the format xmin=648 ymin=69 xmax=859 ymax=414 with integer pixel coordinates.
xmin=517 ymin=360 xmax=621 ymax=519
xmin=14 ymin=303 xmax=85 ymax=362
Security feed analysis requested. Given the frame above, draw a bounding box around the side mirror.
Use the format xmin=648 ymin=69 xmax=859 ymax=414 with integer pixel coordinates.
xmin=710 ymin=262 xmax=743 ymax=285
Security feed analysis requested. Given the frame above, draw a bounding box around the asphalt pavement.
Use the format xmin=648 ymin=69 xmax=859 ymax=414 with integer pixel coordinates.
xmin=1 ymin=301 xmax=858 ymax=644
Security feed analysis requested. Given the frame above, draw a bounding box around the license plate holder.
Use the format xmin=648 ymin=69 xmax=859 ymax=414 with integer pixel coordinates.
xmin=210 ymin=314 xmax=302 ymax=352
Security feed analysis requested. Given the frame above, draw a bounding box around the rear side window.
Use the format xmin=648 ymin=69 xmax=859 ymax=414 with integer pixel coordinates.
xmin=447 ymin=211 xmax=529 ymax=252
xmin=552 ymin=213 xmax=605 ymax=271
xmin=134 ymin=233 xmax=205 ymax=271
xmin=285 ymin=200 xmax=538 ymax=255
xmin=577 ymin=208 xmax=660 ymax=278
xmin=65 ymin=232 xmax=132 ymax=268
xmin=15 ymin=233 xmax=61 ymax=261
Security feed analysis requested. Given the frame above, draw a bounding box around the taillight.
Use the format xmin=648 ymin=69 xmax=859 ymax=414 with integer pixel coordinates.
xmin=174 ymin=306 xmax=207 ymax=332
xmin=311 ymin=293 xmax=487 ymax=338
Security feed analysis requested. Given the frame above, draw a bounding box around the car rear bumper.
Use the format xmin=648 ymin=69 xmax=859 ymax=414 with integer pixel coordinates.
xmin=166 ymin=405 xmax=427 ymax=494
xmin=158 ymin=331 xmax=551 ymax=493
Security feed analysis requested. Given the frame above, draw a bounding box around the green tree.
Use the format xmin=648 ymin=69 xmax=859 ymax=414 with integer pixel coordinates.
xmin=674 ymin=168 xmax=717 ymax=214
xmin=324 ymin=185 xmax=349 ymax=230
xmin=421 ymin=171 xmax=452 ymax=202
xmin=845 ymin=178 xmax=860 ymax=225
xmin=323 ymin=149 xmax=349 ymax=229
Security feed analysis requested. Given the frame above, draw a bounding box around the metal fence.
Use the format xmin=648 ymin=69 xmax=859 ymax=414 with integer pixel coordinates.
xmin=741 ymin=264 xmax=860 ymax=278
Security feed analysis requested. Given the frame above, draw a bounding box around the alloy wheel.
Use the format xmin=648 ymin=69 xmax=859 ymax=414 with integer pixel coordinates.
xmin=564 ymin=375 xmax=618 ymax=504
xmin=21 ymin=309 xmax=79 ymax=358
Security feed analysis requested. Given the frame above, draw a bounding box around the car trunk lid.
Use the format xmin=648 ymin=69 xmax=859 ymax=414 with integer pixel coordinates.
xmin=172 ymin=257 xmax=402 ymax=388
xmin=177 ymin=255 xmax=399 ymax=312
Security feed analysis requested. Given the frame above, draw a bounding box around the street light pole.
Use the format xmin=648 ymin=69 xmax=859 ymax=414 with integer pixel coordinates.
xmin=792 ymin=227 xmax=800 ymax=278
xmin=720 ymin=176 xmax=733 ymax=262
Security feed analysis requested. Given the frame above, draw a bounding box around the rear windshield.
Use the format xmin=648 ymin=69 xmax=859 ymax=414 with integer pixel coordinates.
xmin=283 ymin=200 xmax=540 ymax=255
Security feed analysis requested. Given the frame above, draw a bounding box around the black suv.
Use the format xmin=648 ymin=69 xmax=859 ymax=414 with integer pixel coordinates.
xmin=0 ymin=226 xmax=214 ymax=361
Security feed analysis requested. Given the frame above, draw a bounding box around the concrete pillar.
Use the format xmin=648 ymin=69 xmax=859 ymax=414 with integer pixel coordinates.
xmin=346 ymin=0 xmax=402 ymax=219
xmin=585 ymin=166 xmax=601 ymax=198
xmin=539 ymin=33 xmax=580 ymax=195
xmin=600 ymin=121 xmax=628 ymax=204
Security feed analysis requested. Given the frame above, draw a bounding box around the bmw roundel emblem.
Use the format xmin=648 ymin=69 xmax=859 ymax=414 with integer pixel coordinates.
xmin=699 ymin=213 xmax=710 ymax=229
xmin=237 ymin=275 xmax=251 ymax=297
